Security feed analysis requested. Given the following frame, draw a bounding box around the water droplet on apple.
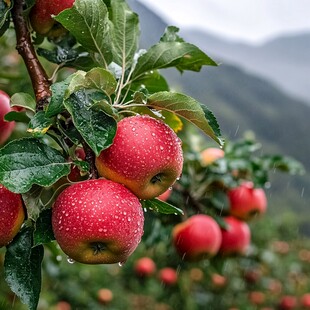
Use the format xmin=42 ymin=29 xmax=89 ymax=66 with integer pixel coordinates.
xmin=67 ymin=257 xmax=75 ymax=264
xmin=118 ymin=261 xmax=126 ymax=267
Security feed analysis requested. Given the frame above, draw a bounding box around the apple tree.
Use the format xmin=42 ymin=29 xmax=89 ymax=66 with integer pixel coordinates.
xmin=0 ymin=0 xmax=305 ymax=309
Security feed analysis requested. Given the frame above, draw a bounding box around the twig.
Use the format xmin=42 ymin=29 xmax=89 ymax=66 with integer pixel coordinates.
xmin=11 ymin=0 xmax=51 ymax=111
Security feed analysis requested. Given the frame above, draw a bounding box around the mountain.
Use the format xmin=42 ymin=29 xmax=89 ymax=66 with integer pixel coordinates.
xmin=181 ymin=29 xmax=310 ymax=104
xmin=128 ymin=0 xmax=310 ymax=230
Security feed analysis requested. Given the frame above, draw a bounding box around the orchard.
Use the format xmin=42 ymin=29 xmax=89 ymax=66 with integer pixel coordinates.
xmin=0 ymin=0 xmax=308 ymax=309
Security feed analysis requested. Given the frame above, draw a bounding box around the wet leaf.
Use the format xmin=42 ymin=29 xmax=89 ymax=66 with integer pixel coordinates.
xmin=142 ymin=198 xmax=184 ymax=215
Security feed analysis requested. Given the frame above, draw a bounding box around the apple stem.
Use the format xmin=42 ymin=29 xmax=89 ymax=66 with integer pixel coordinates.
xmin=11 ymin=0 xmax=51 ymax=111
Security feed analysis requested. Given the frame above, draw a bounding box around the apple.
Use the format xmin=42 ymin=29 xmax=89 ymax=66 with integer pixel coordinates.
xmin=200 ymin=147 xmax=224 ymax=166
xmin=29 ymin=0 xmax=75 ymax=36
xmin=228 ymin=181 xmax=267 ymax=221
xmin=218 ymin=216 xmax=251 ymax=256
xmin=172 ymin=214 xmax=222 ymax=261
xmin=248 ymin=291 xmax=265 ymax=305
xmin=96 ymin=115 xmax=183 ymax=200
xmin=301 ymin=293 xmax=310 ymax=308
xmin=157 ymin=189 xmax=172 ymax=201
xmin=55 ymin=301 xmax=71 ymax=310
xmin=211 ymin=273 xmax=227 ymax=289
xmin=97 ymin=288 xmax=113 ymax=305
xmin=52 ymin=179 xmax=144 ymax=264
xmin=134 ymin=257 xmax=156 ymax=277
xmin=0 ymin=184 xmax=25 ymax=247
xmin=278 ymin=295 xmax=298 ymax=310
xmin=67 ymin=148 xmax=86 ymax=182
xmin=158 ymin=267 xmax=178 ymax=286
xmin=189 ymin=268 xmax=204 ymax=282
xmin=0 ymin=90 xmax=15 ymax=145
xmin=244 ymin=268 xmax=262 ymax=284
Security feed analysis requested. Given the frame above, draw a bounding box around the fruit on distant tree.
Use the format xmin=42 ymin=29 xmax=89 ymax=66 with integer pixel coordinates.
xmin=97 ymin=288 xmax=113 ymax=305
xmin=29 ymin=0 xmax=75 ymax=36
xmin=0 ymin=184 xmax=25 ymax=247
xmin=134 ymin=257 xmax=156 ymax=277
xmin=300 ymin=293 xmax=310 ymax=308
xmin=211 ymin=273 xmax=227 ymax=289
xmin=96 ymin=115 xmax=183 ymax=200
xmin=172 ymin=214 xmax=222 ymax=261
xmin=278 ymin=295 xmax=298 ymax=310
xmin=0 ymin=90 xmax=15 ymax=145
xmin=218 ymin=216 xmax=251 ymax=256
xmin=200 ymin=147 xmax=224 ymax=166
xmin=55 ymin=301 xmax=71 ymax=310
xmin=248 ymin=291 xmax=266 ymax=306
xmin=228 ymin=181 xmax=267 ymax=221
xmin=158 ymin=267 xmax=178 ymax=286
xmin=189 ymin=268 xmax=204 ymax=282
xmin=52 ymin=179 xmax=144 ymax=264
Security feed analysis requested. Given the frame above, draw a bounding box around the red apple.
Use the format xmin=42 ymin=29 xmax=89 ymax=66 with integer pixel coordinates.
xmin=97 ymin=288 xmax=113 ymax=305
xmin=0 ymin=90 xmax=15 ymax=145
xmin=172 ymin=214 xmax=222 ymax=261
xmin=157 ymin=189 xmax=172 ymax=201
xmin=200 ymin=147 xmax=224 ymax=166
xmin=55 ymin=301 xmax=71 ymax=310
xmin=29 ymin=0 xmax=75 ymax=36
xmin=218 ymin=216 xmax=251 ymax=256
xmin=158 ymin=267 xmax=178 ymax=286
xmin=134 ymin=257 xmax=156 ymax=277
xmin=0 ymin=184 xmax=25 ymax=247
xmin=96 ymin=115 xmax=183 ymax=200
xmin=211 ymin=273 xmax=227 ymax=289
xmin=52 ymin=179 xmax=144 ymax=264
xmin=278 ymin=295 xmax=298 ymax=310
xmin=301 ymin=293 xmax=310 ymax=308
xmin=248 ymin=291 xmax=265 ymax=305
xmin=228 ymin=181 xmax=267 ymax=221
xmin=67 ymin=148 xmax=86 ymax=182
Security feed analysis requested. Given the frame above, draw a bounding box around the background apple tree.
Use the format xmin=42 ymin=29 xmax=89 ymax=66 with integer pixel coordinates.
xmin=0 ymin=0 xmax=307 ymax=309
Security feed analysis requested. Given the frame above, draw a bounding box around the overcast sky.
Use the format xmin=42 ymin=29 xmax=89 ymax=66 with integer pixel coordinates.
xmin=138 ymin=0 xmax=310 ymax=44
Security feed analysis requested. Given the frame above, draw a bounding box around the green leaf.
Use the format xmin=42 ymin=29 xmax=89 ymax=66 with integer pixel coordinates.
xmin=110 ymin=0 xmax=139 ymax=68
xmin=4 ymin=227 xmax=44 ymax=310
xmin=45 ymin=77 xmax=72 ymax=118
xmin=142 ymin=198 xmax=183 ymax=215
xmin=147 ymin=91 xmax=224 ymax=146
xmin=28 ymin=111 xmax=53 ymax=137
xmin=64 ymin=91 xmax=117 ymax=156
xmin=132 ymin=28 xmax=217 ymax=79
xmin=55 ymin=0 xmax=113 ymax=67
xmin=10 ymin=92 xmax=36 ymax=113
xmin=4 ymin=111 xmax=31 ymax=123
xmin=0 ymin=0 xmax=12 ymax=29
xmin=34 ymin=209 xmax=55 ymax=246
xmin=0 ymin=138 xmax=71 ymax=193
xmin=66 ymin=68 xmax=117 ymax=98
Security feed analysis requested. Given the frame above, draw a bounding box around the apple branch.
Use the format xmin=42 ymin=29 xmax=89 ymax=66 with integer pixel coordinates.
xmin=11 ymin=0 xmax=51 ymax=111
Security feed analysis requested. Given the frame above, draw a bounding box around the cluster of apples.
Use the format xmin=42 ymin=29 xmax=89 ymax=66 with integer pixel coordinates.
xmin=52 ymin=115 xmax=183 ymax=264
xmin=134 ymin=256 xmax=178 ymax=286
xmin=171 ymin=147 xmax=267 ymax=262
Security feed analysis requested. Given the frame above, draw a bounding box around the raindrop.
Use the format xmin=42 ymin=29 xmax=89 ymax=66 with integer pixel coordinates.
xmin=118 ymin=261 xmax=126 ymax=267
xmin=67 ymin=257 xmax=75 ymax=264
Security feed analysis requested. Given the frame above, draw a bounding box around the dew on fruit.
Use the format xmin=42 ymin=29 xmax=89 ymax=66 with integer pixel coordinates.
xmin=67 ymin=257 xmax=75 ymax=264
xmin=118 ymin=261 xmax=126 ymax=267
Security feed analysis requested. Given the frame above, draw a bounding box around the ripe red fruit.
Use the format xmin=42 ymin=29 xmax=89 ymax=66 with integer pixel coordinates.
xmin=29 ymin=0 xmax=75 ymax=36
xmin=97 ymin=288 xmax=113 ymax=305
xmin=301 ymin=293 xmax=310 ymax=308
xmin=67 ymin=148 xmax=86 ymax=182
xmin=134 ymin=257 xmax=156 ymax=277
xmin=0 ymin=90 xmax=15 ymax=145
xmin=55 ymin=301 xmax=71 ymax=310
xmin=96 ymin=115 xmax=183 ymax=200
xmin=158 ymin=267 xmax=178 ymax=286
xmin=200 ymin=147 xmax=224 ymax=165
xmin=228 ymin=181 xmax=267 ymax=221
xmin=211 ymin=273 xmax=227 ymax=289
xmin=157 ymin=189 xmax=172 ymax=201
xmin=172 ymin=214 xmax=222 ymax=261
xmin=248 ymin=291 xmax=266 ymax=305
xmin=0 ymin=184 xmax=25 ymax=247
xmin=218 ymin=216 xmax=251 ymax=256
xmin=278 ymin=295 xmax=298 ymax=310
xmin=52 ymin=179 xmax=144 ymax=264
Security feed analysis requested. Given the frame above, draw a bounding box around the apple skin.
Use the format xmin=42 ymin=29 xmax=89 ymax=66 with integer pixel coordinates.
xmin=228 ymin=181 xmax=267 ymax=221
xmin=301 ymin=293 xmax=310 ymax=308
xmin=134 ymin=257 xmax=156 ymax=277
xmin=200 ymin=147 xmax=224 ymax=166
xmin=0 ymin=184 xmax=25 ymax=247
xmin=52 ymin=179 xmax=144 ymax=264
xmin=96 ymin=115 xmax=183 ymax=200
xmin=218 ymin=216 xmax=251 ymax=256
xmin=157 ymin=189 xmax=172 ymax=201
xmin=278 ymin=295 xmax=298 ymax=310
xmin=172 ymin=214 xmax=222 ymax=261
xmin=29 ymin=0 xmax=75 ymax=36
xmin=158 ymin=267 xmax=178 ymax=286
xmin=0 ymin=90 xmax=15 ymax=145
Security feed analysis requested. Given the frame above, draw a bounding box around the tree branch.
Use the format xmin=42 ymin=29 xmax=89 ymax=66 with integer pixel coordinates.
xmin=11 ymin=0 xmax=51 ymax=111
